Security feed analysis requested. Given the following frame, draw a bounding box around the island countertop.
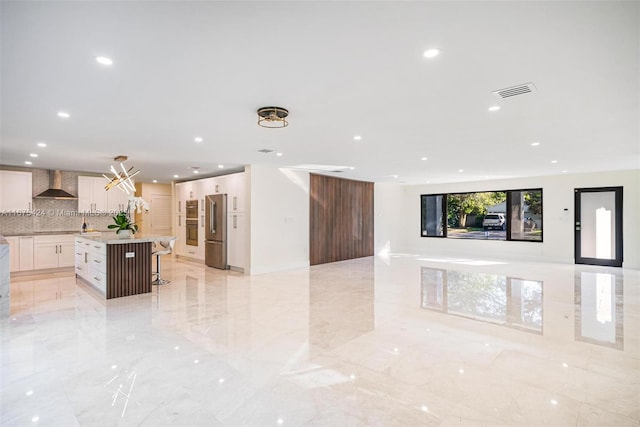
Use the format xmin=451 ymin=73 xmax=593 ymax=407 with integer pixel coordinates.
xmin=76 ymin=232 xmax=175 ymax=245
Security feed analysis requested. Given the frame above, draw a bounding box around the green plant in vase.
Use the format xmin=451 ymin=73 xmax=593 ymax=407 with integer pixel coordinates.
xmin=108 ymin=211 xmax=138 ymax=236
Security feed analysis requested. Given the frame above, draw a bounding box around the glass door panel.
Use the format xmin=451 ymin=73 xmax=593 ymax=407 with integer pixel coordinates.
xmin=575 ymin=187 xmax=623 ymax=267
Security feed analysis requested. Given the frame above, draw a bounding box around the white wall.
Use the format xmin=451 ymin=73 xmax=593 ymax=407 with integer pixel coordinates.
xmin=375 ymin=170 xmax=640 ymax=269
xmin=248 ymin=165 xmax=310 ymax=275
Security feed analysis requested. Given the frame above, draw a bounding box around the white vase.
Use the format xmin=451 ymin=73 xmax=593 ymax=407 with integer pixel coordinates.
xmin=118 ymin=229 xmax=133 ymax=239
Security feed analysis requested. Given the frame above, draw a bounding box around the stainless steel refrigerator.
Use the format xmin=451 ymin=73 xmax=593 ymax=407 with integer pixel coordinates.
xmin=205 ymin=194 xmax=227 ymax=269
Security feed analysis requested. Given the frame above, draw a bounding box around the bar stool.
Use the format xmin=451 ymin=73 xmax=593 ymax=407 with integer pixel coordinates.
xmin=152 ymin=238 xmax=176 ymax=285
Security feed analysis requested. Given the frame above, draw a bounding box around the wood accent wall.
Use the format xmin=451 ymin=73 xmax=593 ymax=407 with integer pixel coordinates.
xmin=310 ymin=174 xmax=374 ymax=265
xmin=107 ymin=242 xmax=152 ymax=299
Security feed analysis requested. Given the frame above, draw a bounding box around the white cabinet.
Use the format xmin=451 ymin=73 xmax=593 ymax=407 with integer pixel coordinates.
xmin=75 ymin=237 xmax=106 ymax=293
xmin=33 ymin=235 xmax=74 ymax=270
xmin=107 ymin=188 xmax=129 ymax=212
xmin=175 ymin=181 xmax=195 ymax=214
xmin=226 ymin=173 xmax=246 ymax=213
xmin=6 ymin=237 xmax=20 ymax=272
xmin=0 ymin=170 xmax=33 ymax=211
xmin=19 ymin=236 xmax=34 ymax=271
xmin=175 ymin=214 xmax=186 ymax=256
xmin=78 ymin=176 xmax=108 ymax=212
xmin=227 ymin=213 xmax=246 ymax=271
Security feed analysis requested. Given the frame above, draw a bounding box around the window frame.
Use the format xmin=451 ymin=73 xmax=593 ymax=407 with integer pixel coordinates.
xmin=420 ymin=188 xmax=543 ymax=243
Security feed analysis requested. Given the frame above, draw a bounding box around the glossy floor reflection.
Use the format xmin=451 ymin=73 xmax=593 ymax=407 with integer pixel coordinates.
xmin=1 ymin=255 xmax=639 ymax=426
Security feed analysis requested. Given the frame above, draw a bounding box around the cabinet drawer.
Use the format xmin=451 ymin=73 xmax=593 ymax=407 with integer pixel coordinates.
xmin=89 ymin=252 xmax=106 ymax=273
xmin=89 ymin=268 xmax=106 ymax=293
xmin=89 ymin=242 xmax=106 ymax=255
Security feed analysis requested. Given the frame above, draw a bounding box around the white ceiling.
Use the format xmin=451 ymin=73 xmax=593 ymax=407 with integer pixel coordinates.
xmin=1 ymin=1 xmax=638 ymax=184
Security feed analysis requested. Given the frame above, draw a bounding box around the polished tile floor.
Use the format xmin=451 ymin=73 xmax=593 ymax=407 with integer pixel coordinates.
xmin=1 ymin=255 xmax=639 ymax=426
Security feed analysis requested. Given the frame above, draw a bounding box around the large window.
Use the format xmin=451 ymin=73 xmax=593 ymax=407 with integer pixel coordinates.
xmin=420 ymin=188 xmax=542 ymax=242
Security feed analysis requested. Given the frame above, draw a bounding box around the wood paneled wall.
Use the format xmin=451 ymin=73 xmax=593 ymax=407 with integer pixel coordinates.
xmin=310 ymin=174 xmax=374 ymax=265
xmin=107 ymin=242 xmax=152 ymax=299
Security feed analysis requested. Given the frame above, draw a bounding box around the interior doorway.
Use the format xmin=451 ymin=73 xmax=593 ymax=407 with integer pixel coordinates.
xmin=574 ymin=187 xmax=623 ymax=267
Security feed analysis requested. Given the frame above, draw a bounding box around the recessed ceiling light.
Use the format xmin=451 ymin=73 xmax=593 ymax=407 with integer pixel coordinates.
xmin=95 ymin=56 xmax=113 ymax=66
xmin=152 ymin=180 xmax=158 ymax=183
xmin=173 ymin=174 xmax=179 ymax=178
xmin=57 ymin=111 xmax=70 ymax=118
xmin=353 ymin=135 xmax=362 ymax=141
xmin=423 ymin=48 xmax=440 ymax=58
xmin=24 ymin=161 xmax=32 ymax=165
xmin=551 ymin=160 xmax=558 ymax=164
xmin=488 ymin=106 xmax=501 ymax=112
xmin=276 ymin=152 xmax=283 ymax=156
xmin=561 ymin=170 xmax=568 ymax=173
xmin=218 ymin=164 xmax=224 ymax=168
xmin=392 ymin=175 xmax=399 ymax=179
xmin=193 ymin=170 xmax=199 ymax=174
xmin=421 ymin=157 xmax=428 ymax=161
xmin=29 ymin=153 xmax=38 ymax=157
xmin=531 ymin=142 xmax=540 ymax=146
xmin=458 ymin=169 xmax=464 ymax=172
xmin=194 ymin=137 xmax=203 ymax=143
xmin=349 ymin=167 xmax=355 ymax=170
xmin=37 ymin=142 xmax=47 ymax=147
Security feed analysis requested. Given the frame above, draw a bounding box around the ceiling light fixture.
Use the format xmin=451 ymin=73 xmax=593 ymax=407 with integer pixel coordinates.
xmin=257 ymin=106 xmax=289 ymax=128
xmin=194 ymin=137 xmax=203 ymax=143
xmin=103 ymin=155 xmax=140 ymax=194
xmin=353 ymin=135 xmax=362 ymax=141
xmin=152 ymin=180 xmax=158 ymax=183
xmin=37 ymin=142 xmax=47 ymax=147
xmin=531 ymin=142 xmax=540 ymax=146
xmin=458 ymin=169 xmax=464 ymax=172
xmin=423 ymin=48 xmax=440 ymax=58
xmin=30 ymin=153 xmax=38 ymax=157
xmin=551 ymin=160 xmax=558 ymax=164
xmin=173 ymin=174 xmax=179 ymax=178
xmin=57 ymin=111 xmax=70 ymax=118
xmin=421 ymin=157 xmax=428 ymax=161
xmin=218 ymin=164 xmax=224 ymax=169
xmin=24 ymin=161 xmax=32 ymax=165
xmin=95 ymin=56 xmax=113 ymax=66
xmin=488 ymin=106 xmax=501 ymax=112
xmin=276 ymin=152 xmax=283 ymax=157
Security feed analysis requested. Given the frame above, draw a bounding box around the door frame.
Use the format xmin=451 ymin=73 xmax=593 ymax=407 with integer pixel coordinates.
xmin=574 ymin=186 xmax=623 ymax=267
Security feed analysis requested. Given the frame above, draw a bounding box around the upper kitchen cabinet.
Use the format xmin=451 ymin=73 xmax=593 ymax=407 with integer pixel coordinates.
xmin=107 ymin=188 xmax=129 ymax=212
xmin=78 ymin=176 xmax=108 ymax=212
xmin=0 ymin=170 xmax=33 ymax=211
xmin=226 ymin=173 xmax=246 ymax=212
xmin=175 ymin=181 xmax=195 ymax=214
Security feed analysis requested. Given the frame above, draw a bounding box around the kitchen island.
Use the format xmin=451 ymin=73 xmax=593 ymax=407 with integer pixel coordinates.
xmin=74 ymin=233 xmax=175 ymax=299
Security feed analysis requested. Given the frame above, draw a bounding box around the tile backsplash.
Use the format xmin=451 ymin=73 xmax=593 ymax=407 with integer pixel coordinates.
xmin=0 ymin=167 xmax=115 ymax=235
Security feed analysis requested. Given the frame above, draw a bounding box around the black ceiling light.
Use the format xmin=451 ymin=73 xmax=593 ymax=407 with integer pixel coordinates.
xmin=257 ymin=106 xmax=289 ymax=128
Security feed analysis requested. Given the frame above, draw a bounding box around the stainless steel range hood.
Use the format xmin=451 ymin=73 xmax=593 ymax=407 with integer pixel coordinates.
xmin=34 ymin=170 xmax=77 ymax=199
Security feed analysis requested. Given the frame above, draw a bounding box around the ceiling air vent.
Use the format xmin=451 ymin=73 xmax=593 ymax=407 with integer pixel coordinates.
xmin=257 ymin=149 xmax=274 ymax=154
xmin=492 ymin=82 xmax=536 ymax=99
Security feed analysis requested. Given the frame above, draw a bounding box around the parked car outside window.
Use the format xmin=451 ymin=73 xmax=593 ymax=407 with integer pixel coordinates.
xmin=483 ymin=213 xmax=506 ymax=231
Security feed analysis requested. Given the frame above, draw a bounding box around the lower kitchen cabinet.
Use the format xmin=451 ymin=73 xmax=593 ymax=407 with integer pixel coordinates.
xmin=5 ymin=237 xmax=20 ymax=272
xmin=33 ymin=235 xmax=75 ymax=270
xmin=227 ymin=213 xmax=245 ymax=271
xmin=74 ymin=237 xmax=107 ymax=293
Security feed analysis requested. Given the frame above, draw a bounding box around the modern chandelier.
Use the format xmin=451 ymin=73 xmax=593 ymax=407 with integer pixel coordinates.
xmin=257 ymin=106 xmax=289 ymax=128
xmin=103 ymin=155 xmax=139 ymax=194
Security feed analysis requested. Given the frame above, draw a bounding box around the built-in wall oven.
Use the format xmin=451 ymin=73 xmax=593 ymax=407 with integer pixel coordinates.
xmin=186 ymin=200 xmax=198 ymax=246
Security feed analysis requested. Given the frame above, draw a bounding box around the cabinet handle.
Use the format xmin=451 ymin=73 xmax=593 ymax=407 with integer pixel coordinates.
xmin=215 ymin=184 xmax=219 ymax=193
xmin=179 ymin=201 xmax=181 ymax=212
xmin=94 ymin=276 xmax=101 ymax=282
xmin=233 ymin=197 xmax=237 ymax=210
xmin=94 ymin=259 xmax=101 ymax=264
xmin=55 ymin=245 xmax=58 ymax=254
xmin=76 ymin=252 xmax=82 ymax=255
xmin=93 ymin=245 xmax=101 ymax=249
xmin=178 ymin=216 xmax=181 ymax=226
xmin=201 ymin=199 xmax=204 ymax=211
xmin=201 ymin=215 xmax=204 ymax=227
xmin=59 ymin=245 xmax=62 ymax=254
xmin=84 ymin=253 xmax=88 ymax=263
xmin=233 ymin=215 xmax=237 ymax=229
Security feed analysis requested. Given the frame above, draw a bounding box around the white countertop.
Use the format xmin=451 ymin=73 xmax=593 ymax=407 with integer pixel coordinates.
xmin=76 ymin=232 xmax=176 ymax=245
